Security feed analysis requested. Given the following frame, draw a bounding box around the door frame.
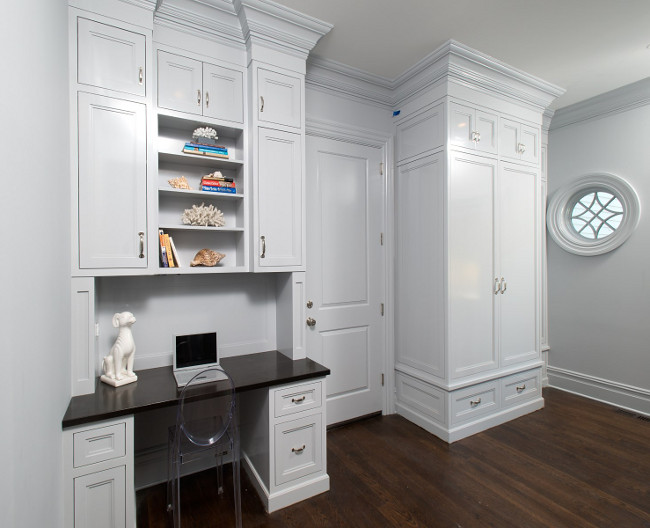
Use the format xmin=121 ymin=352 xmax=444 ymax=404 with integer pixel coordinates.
xmin=305 ymin=117 xmax=395 ymax=416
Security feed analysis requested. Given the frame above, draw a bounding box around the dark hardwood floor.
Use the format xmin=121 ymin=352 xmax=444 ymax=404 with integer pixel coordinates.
xmin=137 ymin=388 xmax=650 ymax=527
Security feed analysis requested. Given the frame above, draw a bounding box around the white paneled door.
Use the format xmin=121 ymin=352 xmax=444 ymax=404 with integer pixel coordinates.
xmin=306 ymin=135 xmax=385 ymax=425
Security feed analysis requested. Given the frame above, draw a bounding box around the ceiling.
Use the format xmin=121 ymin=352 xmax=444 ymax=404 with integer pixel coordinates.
xmin=272 ymin=0 xmax=650 ymax=110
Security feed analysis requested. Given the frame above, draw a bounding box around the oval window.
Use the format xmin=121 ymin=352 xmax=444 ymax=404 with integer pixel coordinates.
xmin=547 ymin=173 xmax=640 ymax=256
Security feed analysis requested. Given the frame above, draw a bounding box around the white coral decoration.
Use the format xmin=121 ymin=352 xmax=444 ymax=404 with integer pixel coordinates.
xmin=182 ymin=202 xmax=225 ymax=227
xmin=192 ymin=127 xmax=218 ymax=139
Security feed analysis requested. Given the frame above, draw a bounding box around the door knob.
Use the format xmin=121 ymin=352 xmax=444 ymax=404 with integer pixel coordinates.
xmin=306 ymin=317 xmax=316 ymax=327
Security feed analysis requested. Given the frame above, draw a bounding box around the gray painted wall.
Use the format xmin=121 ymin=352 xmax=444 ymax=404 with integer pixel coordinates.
xmin=547 ymin=88 xmax=650 ymax=413
xmin=0 ymin=0 xmax=70 ymax=525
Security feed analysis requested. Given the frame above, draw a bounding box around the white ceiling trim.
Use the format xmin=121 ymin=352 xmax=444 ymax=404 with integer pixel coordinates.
xmin=550 ymin=77 xmax=650 ymax=130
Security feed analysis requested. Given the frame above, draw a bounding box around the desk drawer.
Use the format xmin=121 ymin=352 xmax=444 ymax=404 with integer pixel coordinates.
xmin=274 ymin=414 xmax=323 ymax=486
xmin=73 ymin=422 xmax=126 ymax=468
xmin=501 ymin=370 xmax=540 ymax=408
xmin=273 ymin=381 xmax=322 ymax=418
xmin=451 ymin=381 xmax=498 ymax=425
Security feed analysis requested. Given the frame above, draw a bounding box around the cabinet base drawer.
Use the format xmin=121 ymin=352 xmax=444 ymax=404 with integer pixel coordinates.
xmin=73 ymin=421 xmax=127 ymax=468
xmin=273 ymin=381 xmax=322 ymax=418
xmin=501 ymin=369 xmax=541 ymax=408
xmin=450 ymin=381 xmax=498 ymax=425
xmin=274 ymin=414 xmax=323 ymax=486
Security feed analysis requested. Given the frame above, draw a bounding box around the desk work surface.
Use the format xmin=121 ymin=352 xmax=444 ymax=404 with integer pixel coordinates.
xmin=63 ymin=350 xmax=330 ymax=429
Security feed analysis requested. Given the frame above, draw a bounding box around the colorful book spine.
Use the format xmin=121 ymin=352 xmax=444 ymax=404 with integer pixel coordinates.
xmin=201 ymin=176 xmax=234 ymax=183
xmin=159 ymin=230 xmax=169 ymax=268
xmin=182 ymin=148 xmax=229 ymax=159
xmin=201 ymin=185 xmax=236 ymax=194
xmin=201 ymin=180 xmax=235 ymax=188
xmin=163 ymin=234 xmax=175 ymax=267
xmin=169 ymin=236 xmax=181 ymax=267
xmin=185 ymin=142 xmax=227 ymax=151
xmin=183 ymin=143 xmax=229 ymax=155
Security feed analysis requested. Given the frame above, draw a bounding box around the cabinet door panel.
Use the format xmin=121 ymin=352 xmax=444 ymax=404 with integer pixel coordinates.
xmin=257 ymin=128 xmax=302 ymax=267
xmin=520 ymin=124 xmax=540 ymax=164
xmin=448 ymin=152 xmax=498 ymax=378
xmin=78 ymin=18 xmax=145 ymax=96
xmin=74 ymin=466 xmax=126 ymax=528
xmin=157 ymin=51 xmax=202 ymax=115
xmin=498 ymin=163 xmax=538 ymax=366
xmin=257 ymin=68 xmax=301 ymax=129
xmin=78 ymin=93 xmax=147 ymax=269
xmin=475 ymin=110 xmax=498 ymax=154
xmin=448 ymin=102 xmax=475 ymax=149
xmin=203 ymin=63 xmax=243 ymax=123
xmin=395 ymin=155 xmax=445 ymax=378
xmin=498 ymin=118 xmax=521 ymax=160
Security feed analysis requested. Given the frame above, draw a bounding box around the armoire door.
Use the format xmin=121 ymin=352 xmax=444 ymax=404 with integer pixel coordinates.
xmin=77 ymin=92 xmax=147 ymax=269
xmin=497 ymin=162 xmax=539 ymax=366
xmin=448 ymin=150 xmax=498 ymax=378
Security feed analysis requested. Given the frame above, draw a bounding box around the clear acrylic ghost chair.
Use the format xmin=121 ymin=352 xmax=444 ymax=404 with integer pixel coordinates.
xmin=167 ymin=368 xmax=242 ymax=528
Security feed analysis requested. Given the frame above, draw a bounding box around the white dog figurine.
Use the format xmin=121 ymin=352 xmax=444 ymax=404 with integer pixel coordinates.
xmin=100 ymin=311 xmax=138 ymax=387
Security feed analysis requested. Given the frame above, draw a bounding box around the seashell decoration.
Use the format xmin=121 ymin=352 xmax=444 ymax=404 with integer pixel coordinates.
xmin=190 ymin=248 xmax=226 ymax=267
xmin=182 ymin=202 xmax=225 ymax=227
xmin=192 ymin=126 xmax=218 ymax=140
xmin=168 ymin=175 xmax=192 ymax=190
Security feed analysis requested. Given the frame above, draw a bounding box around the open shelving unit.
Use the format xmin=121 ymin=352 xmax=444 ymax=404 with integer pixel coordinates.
xmin=156 ymin=111 xmax=248 ymax=273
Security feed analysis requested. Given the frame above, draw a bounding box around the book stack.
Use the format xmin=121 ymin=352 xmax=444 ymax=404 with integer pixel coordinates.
xmin=182 ymin=142 xmax=229 ymax=159
xmin=201 ymin=172 xmax=236 ymax=194
xmin=159 ymin=229 xmax=181 ymax=268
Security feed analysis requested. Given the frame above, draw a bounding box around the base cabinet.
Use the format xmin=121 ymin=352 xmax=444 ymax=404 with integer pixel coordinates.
xmin=240 ymin=378 xmax=329 ymax=512
xmin=395 ymin=368 xmax=543 ymax=443
xmin=64 ymin=416 xmax=135 ymax=528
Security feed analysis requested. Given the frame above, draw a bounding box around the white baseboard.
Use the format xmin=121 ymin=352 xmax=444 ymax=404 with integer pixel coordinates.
xmin=396 ymin=398 xmax=544 ymax=443
xmin=242 ymin=453 xmax=330 ymax=513
xmin=547 ymin=366 xmax=650 ymax=416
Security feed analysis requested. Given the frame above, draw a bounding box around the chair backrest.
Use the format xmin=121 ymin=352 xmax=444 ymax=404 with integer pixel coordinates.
xmin=176 ymin=367 xmax=236 ymax=447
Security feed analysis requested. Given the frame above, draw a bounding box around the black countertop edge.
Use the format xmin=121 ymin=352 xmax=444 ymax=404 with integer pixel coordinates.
xmin=62 ymin=350 xmax=329 ymax=429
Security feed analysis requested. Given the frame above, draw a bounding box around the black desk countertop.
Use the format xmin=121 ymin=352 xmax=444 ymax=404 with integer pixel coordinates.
xmin=63 ymin=350 xmax=330 ymax=429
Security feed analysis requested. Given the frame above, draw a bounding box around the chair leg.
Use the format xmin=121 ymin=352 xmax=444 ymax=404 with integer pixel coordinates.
xmin=232 ymin=433 xmax=242 ymax=528
xmin=216 ymin=452 xmax=224 ymax=495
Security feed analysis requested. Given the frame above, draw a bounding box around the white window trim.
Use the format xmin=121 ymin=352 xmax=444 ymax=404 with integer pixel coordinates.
xmin=547 ymin=173 xmax=640 ymax=256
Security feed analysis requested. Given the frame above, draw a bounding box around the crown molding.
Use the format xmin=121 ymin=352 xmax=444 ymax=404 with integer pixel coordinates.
xmin=550 ymin=77 xmax=650 ymax=130
xmin=307 ymin=40 xmax=565 ymax=113
xmin=154 ymin=0 xmax=245 ymax=46
xmin=306 ymin=56 xmax=393 ymax=108
xmin=234 ymin=0 xmax=332 ymax=60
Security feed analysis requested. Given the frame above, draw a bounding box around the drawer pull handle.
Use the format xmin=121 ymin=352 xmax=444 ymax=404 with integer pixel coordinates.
xmin=470 ymin=398 xmax=481 ymax=407
xmin=516 ymin=385 xmax=526 ymax=393
xmin=260 ymin=95 xmax=265 ymax=112
xmin=260 ymin=235 xmax=266 ymax=258
xmin=138 ymin=67 xmax=143 ymax=85
xmin=197 ymin=89 xmax=201 ymax=106
xmin=138 ymin=231 xmax=145 ymax=258
xmin=292 ymin=396 xmax=306 ymax=404
xmin=292 ymin=445 xmax=306 ymax=454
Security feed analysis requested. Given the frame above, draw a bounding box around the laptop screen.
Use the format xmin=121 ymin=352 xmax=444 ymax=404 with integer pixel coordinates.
xmin=175 ymin=332 xmax=218 ymax=370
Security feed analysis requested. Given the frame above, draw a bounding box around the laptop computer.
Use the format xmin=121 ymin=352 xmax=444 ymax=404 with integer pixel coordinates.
xmin=172 ymin=331 xmax=227 ymax=387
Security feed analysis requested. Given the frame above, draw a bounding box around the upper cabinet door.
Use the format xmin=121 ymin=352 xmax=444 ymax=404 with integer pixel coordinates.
xmin=157 ymin=51 xmax=202 ymax=115
xmin=203 ymin=63 xmax=244 ymax=124
xmin=448 ymin=102 xmax=497 ymax=154
xmin=77 ymin=93 xmax=148 ymax=269
xmin=77 ymin=18 xmax=146 ymax=97
xmin=257 ymin=68 xmax=301 ymax=129
xmin=499 ymin=118 xmax=540 ymax=164
xmin=257 ymin=128 xmax=303 ymax=268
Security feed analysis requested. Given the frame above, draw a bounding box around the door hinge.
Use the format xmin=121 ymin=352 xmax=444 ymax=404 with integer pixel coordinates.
xmin=380 ymin=162 xmax=384 ymax=175
xmin=380 ymin=232 xmax=384 ymax=246
xmin=381 ymin=373 xmax=385 ymax=386
xmin=380 ymin=303 xmax=384 ymax=316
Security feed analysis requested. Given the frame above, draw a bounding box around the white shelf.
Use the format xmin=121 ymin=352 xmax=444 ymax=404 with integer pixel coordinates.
xmin=159 ymin=224 xmax=245 ymax=232
xmin=158 ymin=188 xmax=244 ymax=199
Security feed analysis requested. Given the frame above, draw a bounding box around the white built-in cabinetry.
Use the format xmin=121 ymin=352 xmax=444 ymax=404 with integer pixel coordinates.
xmin=393 ymin=51 xmax=554 ymax=441
xmin=157 ymin=50 xmax=244 ymax=124
xmin=251 ymin=64 xmax=305 ymax=271
xmin=241 ymin=379 xmax=328 ymax=512
xmin=72 ymin=12 xmax=151 ymax=273
xmin=63 ymin=416 xmax=134 ymax=528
